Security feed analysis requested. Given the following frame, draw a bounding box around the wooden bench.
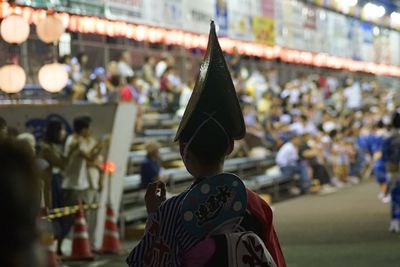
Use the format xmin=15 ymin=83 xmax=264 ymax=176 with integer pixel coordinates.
xmin=119 ymin=156 xmax=284 ymax=238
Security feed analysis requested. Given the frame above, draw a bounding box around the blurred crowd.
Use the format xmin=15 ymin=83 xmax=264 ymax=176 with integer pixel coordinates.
xmin=59 ymin=48 xmax=400 ymax=198
xmin=233 ymin=73 xmax=396 ymax=196
xmin=0 ymin=115 xmax=106 ymax=256
xmin=2 ymin=47 xmax=400 ymax=266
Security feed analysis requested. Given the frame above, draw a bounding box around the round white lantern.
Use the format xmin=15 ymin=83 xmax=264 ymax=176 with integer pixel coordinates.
xmin=0 ymin=15 xmax=30 ymax=44
xmin=38 ymin=63 xmax=68 ymax=93
xmin=36 ymin=15 xmax=65 ymax=43
xmin=0 ymin=64 xmax=26 ymax=93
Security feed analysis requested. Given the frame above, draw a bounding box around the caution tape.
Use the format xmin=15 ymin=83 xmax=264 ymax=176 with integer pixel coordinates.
xmin=43 ymin=203 xmax=99 ymax=220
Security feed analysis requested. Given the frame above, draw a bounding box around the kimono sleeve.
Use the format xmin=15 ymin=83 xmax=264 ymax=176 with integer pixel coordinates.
xmin=126 ymin=197 xmax=182 ymax=267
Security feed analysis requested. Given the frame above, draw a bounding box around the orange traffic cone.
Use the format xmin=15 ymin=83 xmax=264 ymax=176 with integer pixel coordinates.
xmin=70 ymin=206 xmax=94 ymax=261
xmin=102 ymin=205 xmax=121 ymax=254
xmin=39 ymin=209 xmax=59 ymax=267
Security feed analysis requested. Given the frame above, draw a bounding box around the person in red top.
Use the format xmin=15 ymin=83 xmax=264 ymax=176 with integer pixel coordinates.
xmin=127 ymin=21 xmax=285 ymax=267
xmin=120 ymin=75 xmax=141 ymax=102
xmin=120 ymin=75 xmax=144 ymax=132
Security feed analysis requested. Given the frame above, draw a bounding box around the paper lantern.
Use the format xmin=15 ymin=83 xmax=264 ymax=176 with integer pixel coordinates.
xmin=36 ymin=15 xmax=65 ymax=43
xmin=38 ymin=63 xmax=68 ymax=93
xmin=0 ymin=15 xmax=30 ymax=44
xmin=0 ymin=64 xmax=26 ymax=93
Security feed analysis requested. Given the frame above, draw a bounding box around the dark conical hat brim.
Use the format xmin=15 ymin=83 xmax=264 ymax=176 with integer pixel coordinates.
xmin=174 ymin=21 xmax=246 ymax=142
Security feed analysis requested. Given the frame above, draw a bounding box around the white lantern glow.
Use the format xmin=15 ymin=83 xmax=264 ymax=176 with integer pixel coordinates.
xmin=0 ymin=64 xmax=26 ymax=93
xmin=0 ymin=15 xmax=30 ymax=44
xmin=36 ymin=15 xmax=65 ymax=43
xmin=38 ymin=63 xmax=68 ymax=93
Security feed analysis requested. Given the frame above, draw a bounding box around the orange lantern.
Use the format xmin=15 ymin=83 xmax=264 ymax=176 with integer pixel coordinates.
xmin=0 ymin=64 xmax=26 ymax=93
xmin=0 ymin=15 xmax=30 ymax=44
xmin=38 ymin=63 xmax=68 ymax=93
xmin=36 ymin=15 xmax=65 ymax=43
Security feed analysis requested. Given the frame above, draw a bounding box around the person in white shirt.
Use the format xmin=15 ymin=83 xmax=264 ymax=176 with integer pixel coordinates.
xmin=276 ymin=134 xmax=310 ymax=194
xmin=155 ymin=56 xmax=167 ymax=79
xmin=63 ymin=116 xmax=104 ymax=249
xmin=117 ymin=51 xmax=134 ymax=80
xmin=343 ymin=79 xmax=362 ymax=110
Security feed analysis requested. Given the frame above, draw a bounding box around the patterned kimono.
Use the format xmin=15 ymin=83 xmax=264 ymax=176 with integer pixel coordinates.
xmin=126 ymin=184 xmax=286 ymax=267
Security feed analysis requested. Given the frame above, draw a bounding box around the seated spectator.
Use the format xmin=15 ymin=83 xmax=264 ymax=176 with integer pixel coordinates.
xmin=120 ymin=75 xmax=142 ymax=103
xmin=105 ymin=61 xmax=122 ymax=102
xmin=140 ymin=142 xmax=161 ymax=190
xmin=120 ymin=75 xmax=144 ymax=132
xmin=276 ymin=134 xmax=311 ymax=194
xmin=155 ymin=53 xmax=168 ymax=78
xmin=117 ymin=51 xmax=134 ymax=80
xmin=71 ymin=52 xmax=89 ymax=85
xmin=176 ymin=79 xmax=194 ymax=117
xmin=87 ymin=67 xmax=108 ymax=104
xmin=142 ymin=56 xmax=157 ymax=87
xmin=160 ymin=66 xmax=180 ymax=112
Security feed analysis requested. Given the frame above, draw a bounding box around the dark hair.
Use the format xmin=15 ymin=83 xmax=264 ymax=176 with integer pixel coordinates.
xmin=0 ymin=138 xmax=40 ymax=266
xmin=77 ymin=52 xmax=87 ymax=64
xmin=329 ymin=129 xmax=338 ymax=138
xmin=163 ymin=66 xmax=173 ymax=76
xmin=73 ymin=116 xmax=91 ymax=134
xmin=58 ymin=54 xmax=71 ymax=64
xmin=392 ymin=112 xmax=400 ymax=129
xmin=144 ymin=55 xmax=153 ymax=62
xmin=126 ymin=75 xmax=137 ymax=84
xmin=184 ymin=121 xmax=230 ymax=165
xmin=110 ymin=75 xmax=121 ymax=87
xmin=44 ymin=120 xmax=63 ymax=144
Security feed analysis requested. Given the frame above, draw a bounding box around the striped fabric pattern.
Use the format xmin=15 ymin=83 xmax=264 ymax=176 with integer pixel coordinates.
xmin=127 ymin=189 xmax=200 ymax=267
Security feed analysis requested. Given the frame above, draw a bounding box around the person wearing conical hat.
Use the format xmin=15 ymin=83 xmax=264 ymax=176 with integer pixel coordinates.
xmin=127 ymin=22 xmax=285 ymax=267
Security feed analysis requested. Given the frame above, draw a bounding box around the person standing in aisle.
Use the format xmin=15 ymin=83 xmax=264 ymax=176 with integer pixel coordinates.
xmin=62 ymin=116 xmax=105 ymax=249
xmin=40 ymin=120 xmax=70 ymax=255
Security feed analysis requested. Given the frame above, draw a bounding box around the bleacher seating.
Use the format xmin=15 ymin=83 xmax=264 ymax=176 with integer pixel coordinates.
xmin=119 ymin=109 xmax=291 ymax=239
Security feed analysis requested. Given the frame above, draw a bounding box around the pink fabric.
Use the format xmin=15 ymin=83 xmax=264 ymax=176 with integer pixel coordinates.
xmin=181 ymin=238 xmax=216 ymax=267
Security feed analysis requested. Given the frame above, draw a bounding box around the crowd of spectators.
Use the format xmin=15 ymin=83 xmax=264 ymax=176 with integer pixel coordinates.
xmin=58 ymin=48 xmax=400 ymax=197
xmin=230 ymin=69 xmax=397 ymax=197
xmin=1 ymin=47 xmax=400 ymax=265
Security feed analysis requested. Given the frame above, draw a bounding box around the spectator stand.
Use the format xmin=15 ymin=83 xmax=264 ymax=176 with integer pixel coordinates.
xmin=119 ymin=108 xmax=292 ymax=239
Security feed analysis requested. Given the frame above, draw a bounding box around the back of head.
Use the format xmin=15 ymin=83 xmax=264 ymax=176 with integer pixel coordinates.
xmin=73 ymin=116 xmax=91 ymax=134
xmin=17 ymin=133 xmax=36 ymax=152
xmin=145 ymin=141 xmax=160 ymax=158
xmin=44 ymin=120 xmax=63 ymax=144
xmin=182 ymin=120 xmax=231 ymax=165
xmin=0 ymin=138 xmax=41 ymax=267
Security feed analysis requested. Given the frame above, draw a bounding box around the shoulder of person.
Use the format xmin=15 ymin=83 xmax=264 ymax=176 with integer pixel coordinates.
xmin=65 ymin=135 xmax=76 ymax=146
xmin=245 ymin=188 xmax=273 ymax=220
xmin=157 ymin=190 xmax=189 ymax=215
